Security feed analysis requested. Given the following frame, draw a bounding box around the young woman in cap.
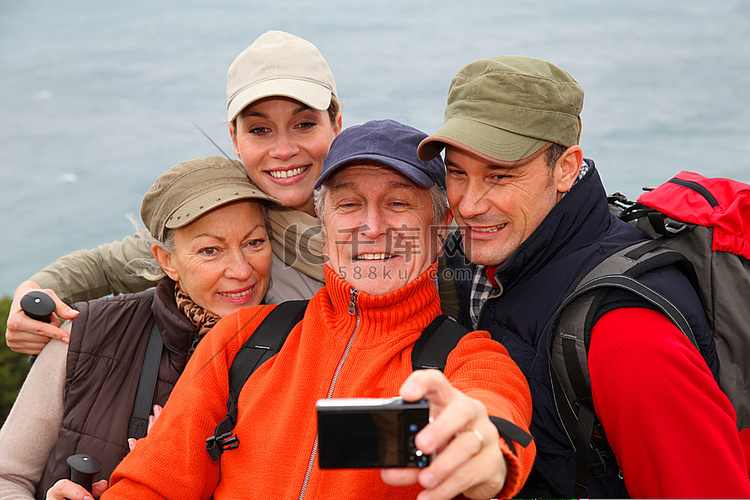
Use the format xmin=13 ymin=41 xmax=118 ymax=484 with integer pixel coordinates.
xmin=5 ymin=30 xmax=345 ymax=354
xmin=225 ymin=30 xmax=342 ymax=303
xmin=0 ymin=156 xmax=280 ymax=499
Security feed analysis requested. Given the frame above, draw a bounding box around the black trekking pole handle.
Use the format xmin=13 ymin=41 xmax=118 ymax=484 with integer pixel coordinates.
xmin=67 ymin=454 xmax=102 ymax=493
xmin=20 ymin=290 xmax=55 ymax=323
xmin=19 ymin=291 xmax=56 ymax=366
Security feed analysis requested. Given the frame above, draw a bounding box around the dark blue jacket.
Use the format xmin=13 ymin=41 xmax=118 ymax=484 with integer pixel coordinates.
xmin=445 ymin=162 xmax=718 ymax=498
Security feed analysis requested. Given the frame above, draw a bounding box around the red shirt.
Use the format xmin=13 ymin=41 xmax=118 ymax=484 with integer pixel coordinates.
xmin=589 ymin=307 xmax=750 ymax=498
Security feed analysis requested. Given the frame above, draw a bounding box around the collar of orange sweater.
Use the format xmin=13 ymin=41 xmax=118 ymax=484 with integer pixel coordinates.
xmin=317 ymin=261 xmax=444 ymax=346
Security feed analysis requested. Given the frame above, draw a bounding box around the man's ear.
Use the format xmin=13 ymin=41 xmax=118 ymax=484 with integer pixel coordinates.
xmin=316 ymin=208 xmax=329 ymax=262
xmin=152 ymin=244 xmax=180 ymax=282
xmin=334 ymin=113 xmax=343 ymax=136
xmin=556 ymin=145 xmax=584 ymax=195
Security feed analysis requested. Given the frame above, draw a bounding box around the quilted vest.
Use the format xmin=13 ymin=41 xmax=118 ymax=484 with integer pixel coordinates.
xmin=446 ymin=163 xmax=717 ymax=498
xmin=36 ymin=279 xmax=196 ymax=497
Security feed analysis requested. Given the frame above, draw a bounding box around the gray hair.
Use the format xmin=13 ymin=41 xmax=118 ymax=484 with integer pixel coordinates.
xmin=314 ymin=182 xmax=450 ymax=226
xmin=124 ymin=213 xmax=175 ymax=281
xmin=545 ymin=143 xmax=568 ymax=169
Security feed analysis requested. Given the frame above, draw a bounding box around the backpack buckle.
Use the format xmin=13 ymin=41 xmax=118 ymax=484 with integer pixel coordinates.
xmin=589 ymin=447 xmax=607 ymax=479
xmin=205 ymin=431 xmax=240 ymax=461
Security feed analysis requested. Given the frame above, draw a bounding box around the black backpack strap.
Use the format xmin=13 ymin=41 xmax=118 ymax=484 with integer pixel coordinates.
xmin=413 ymin=314 xmax=533 ymax=456
xmin=412 ymin=314 xmax=467 ymax=371
xmin=129 ymin=322 xmax=164 ymax=439
xmin=205 ymin=300 xmax=308 ymax=461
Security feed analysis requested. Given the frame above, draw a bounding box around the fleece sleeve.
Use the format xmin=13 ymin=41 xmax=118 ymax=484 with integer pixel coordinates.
xmin=30 ymin=236 xmax=156 ymax=305
xmin=446 ymin=331 xmax=536 ymax=498
xmin=589 ymin=307 xmax=750 ymax=498
xmin=0 ymin=338 xmax=67 ymax=499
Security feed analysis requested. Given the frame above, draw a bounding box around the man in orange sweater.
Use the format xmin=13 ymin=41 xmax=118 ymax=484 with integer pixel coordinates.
xmin=50 ymin=119 xmax=534 ymax=500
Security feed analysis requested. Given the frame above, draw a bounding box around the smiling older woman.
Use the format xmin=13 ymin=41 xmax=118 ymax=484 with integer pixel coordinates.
xmin=0 ymin=156 xmax=279 ymax=499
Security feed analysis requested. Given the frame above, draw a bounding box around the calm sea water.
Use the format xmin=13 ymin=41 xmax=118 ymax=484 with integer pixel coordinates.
xmin=1 ymin=0 xmax=748 ymax=296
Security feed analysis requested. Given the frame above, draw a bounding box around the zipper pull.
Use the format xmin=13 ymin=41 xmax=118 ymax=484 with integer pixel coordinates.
xmin=348 ymin=289 xmax=358 ymax=315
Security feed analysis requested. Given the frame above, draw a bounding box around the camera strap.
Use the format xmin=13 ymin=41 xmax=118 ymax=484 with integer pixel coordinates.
xmin=412 ymin=315 xmax=534 ymax=456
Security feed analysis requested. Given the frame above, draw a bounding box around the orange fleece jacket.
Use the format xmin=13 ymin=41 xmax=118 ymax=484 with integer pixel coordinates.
xmin=106 ymin=265 xmax=534 ymax=499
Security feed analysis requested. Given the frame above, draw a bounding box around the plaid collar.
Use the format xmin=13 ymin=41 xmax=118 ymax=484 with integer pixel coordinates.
xmin=469 ymin=265 xmax=501 ymax=329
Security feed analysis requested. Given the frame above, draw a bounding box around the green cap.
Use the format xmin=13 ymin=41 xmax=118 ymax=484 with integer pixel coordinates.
xmin=418 ymin=56 xmax=584 ymax=165
xmin=141 ymin=156 xmax=281 ymax=241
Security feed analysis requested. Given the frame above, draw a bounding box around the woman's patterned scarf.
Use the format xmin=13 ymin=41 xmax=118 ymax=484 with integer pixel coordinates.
xmin=174 ymin=281 xmax=220 ymax=356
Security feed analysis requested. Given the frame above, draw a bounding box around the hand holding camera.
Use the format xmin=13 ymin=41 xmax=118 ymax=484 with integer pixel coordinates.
xmin=316 ymin=369 xmax=508 ymax=499
xmin=379 ymin=369 xmax=507 ymax=500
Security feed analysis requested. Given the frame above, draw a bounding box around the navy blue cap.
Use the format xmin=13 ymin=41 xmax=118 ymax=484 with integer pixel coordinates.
xmin=315 ymin=119 xmax=446 ymax=190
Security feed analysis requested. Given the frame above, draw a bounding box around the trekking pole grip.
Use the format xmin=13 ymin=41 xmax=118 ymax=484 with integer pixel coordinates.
xmin=20 ymin=290 xmax=55 ymax=323
xmin=19 ymin=290 xmax=56 ymax=366
xmin=67 ymin=454 xmax=102 ymax=493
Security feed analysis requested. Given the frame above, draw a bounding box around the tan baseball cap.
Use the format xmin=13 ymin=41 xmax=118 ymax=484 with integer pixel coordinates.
xmin=418 ymin=56 xmax=584 ymax=165
xmin=141 ymin=156 xmax=281 ymax=241
xmin=227 ymin=30 xmax=338 ymax=123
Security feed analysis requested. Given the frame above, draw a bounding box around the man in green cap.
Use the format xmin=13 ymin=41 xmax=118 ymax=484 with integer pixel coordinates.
xmin=418 ymin=56 xmax=750 ymax=498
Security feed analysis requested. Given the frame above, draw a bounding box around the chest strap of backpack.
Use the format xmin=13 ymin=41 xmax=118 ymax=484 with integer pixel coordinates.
xmin=129 ymin=321 xmax=164 ymax=440
xmin=206 ymin=300 xmax=309 ymax=461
